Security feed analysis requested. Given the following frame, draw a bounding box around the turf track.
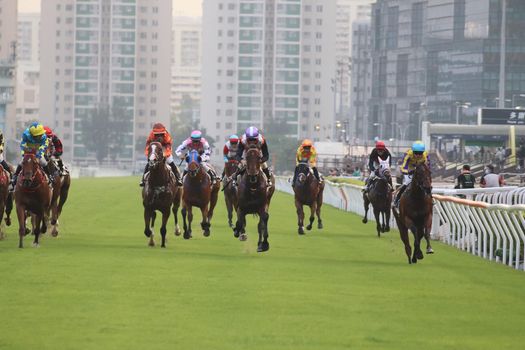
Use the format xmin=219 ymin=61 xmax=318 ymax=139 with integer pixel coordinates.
xmin=1 ymin=177 xmax=524 ymax=350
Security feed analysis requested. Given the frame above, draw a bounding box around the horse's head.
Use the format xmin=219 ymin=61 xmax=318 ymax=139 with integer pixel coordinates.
xmin=147 ymin=142 xmax=164 ymax=169
xmin=21 ymin=153 xmax=39 ymax=187
xmin=186 ymin=150 xmax=202 ymax=177
xmin=225 ymin=159 xmax=239 ymax=176
xmin=245 ymin=147 xmax=261 ymax=179
xmin=378 ymin=157 xmax=391 ymax=182
xmin=413 ymin=163 xmax=432 ymax=194
xmin=296 ymin=162 xmax=310 ymax=185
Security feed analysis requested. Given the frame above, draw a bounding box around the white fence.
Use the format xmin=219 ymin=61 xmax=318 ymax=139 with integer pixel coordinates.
xmin=276 ymin=177 xmax=525 ymax=270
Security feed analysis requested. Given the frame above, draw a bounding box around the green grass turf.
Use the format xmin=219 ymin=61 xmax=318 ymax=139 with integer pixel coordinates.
xmin=1 ymin=176 xmax=525 ymax=350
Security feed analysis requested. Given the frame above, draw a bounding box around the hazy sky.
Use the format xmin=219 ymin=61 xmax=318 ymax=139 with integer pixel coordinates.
xmin=18 ymin=0 xmax=202 ymax=16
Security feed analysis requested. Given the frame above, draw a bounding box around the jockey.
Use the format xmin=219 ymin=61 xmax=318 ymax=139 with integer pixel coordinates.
xmin=10 ymin=122 xmax=54 ymax=191
xmin=221 ymin=134 xmax=240 ymax=180
xmin=363 ymin=140 xmax=392 ymax=193
xmin=0 ymin=130 xmax=13 ymax=178
xmin=140 ymin=123 xmax=182 ymax=187
xmin=43 ymin=126 xmax=65 ymax=175
xmin=292 ymin=139 xmax=322 ymax=187
xmin=175 ymin=130 xmax=219 ymax=184
xmin=234 ymin=126 xmax=272 ymax=186
xmin=393 ymin=140 xmax=430 ymax=207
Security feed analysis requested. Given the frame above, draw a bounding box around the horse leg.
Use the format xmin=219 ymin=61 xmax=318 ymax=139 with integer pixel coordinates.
xmin=398 ymin=223 xmax=412 ymax=264
xmin=172 ymin=194 xmax=181 ymax=236
xmin=362 ymin=193 xmax=369 ymax=224
xmin=201 ymin=205 xmax=210 ymax=237
xmin=0 ymin=201 xmax=5 ymax=240
xmin=413 ymin=226 xmax=424 ymax=261
xmin=144 ymin=208 xmax=153 ymax=239
xmin=295 ymin=199 xmax=305 ymax=235
xmin=317 ymin=187 xmax=324 ymax=229
xmin=57 ymin=180 xmax=70 ymax=219
xmin=425 ymin=213 xmax=434 ymax=254
xmin=385 ymin=208 xmax=391 ymax=232
xmin=373 ymin=207 xmax=381 ymax=237
xmin=306 ymin=202 xmax=317 ymax=231
xmin=160 ymin=209 xmax=170 ymax=248
xmin=257 ymin=211 xmax=270 ymax=252
xmin=208 ymin=185 xmax=219 ymax=224
xmin=225 ymin=195 xmax=233 ymax=228
xmin=16 ymin=204 xmax=26 ymax=248
xmin=186 ymin=206 xmax=193 ymax=239
xmin=181 ymin=206 xmax=190 ymax=239
xmin=33 ymin=214 xmax=42 ymax=248
xmin=5 ymin=192 xmax=13 ymax=226
xmin=234 ymin=209 xmax=247 ymax=241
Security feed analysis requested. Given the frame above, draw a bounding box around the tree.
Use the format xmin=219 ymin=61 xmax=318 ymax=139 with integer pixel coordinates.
xmin=263 ymin=118 xmax=300 ymax=174
xmin=171 ymin=94 xmax=214 ymax=150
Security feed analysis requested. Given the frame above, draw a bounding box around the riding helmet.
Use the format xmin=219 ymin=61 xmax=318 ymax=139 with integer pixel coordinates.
xmin=152 ymin=123 xmax=167 ymax=134
xmin=44 ymin=126 xmax=54 ymax=137
xmin=245 ymin=126 xmax=259 ymax=139
xmin=375 ymin=140 xmax=386 ymax=150
xmin=302 ymin=139 xmax=313 ymax=147
xmin=229 ymin=134 xmax=239 ymax=143
xmin=191 ymin=130 xmax=202 ymax=141
xmin=412 ymin=141 xmax=425 ymax=152
xmin=29 ymin=122 xmax=45 ymax=137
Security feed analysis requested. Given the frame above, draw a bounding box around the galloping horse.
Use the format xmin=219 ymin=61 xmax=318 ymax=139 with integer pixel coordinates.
xmin=46 ymin=156 xmax=71 ymax=237
xmin=14 ymin=153 xmax=52 ymax=248
xmin=362 ymin=157 xmax=392 ymax=237
xmin=293 ymin=162 xmax=324 ymax=235
xmin=223 ymin=159 xmax=239 ymax=228
xmin=142 ymin=142 xmax=181 ymax=248
xmin=392 ymin=163 xmax=434 ymax=264
xmin=234 ymin=146 xmax=272 ymax=252
xmin=0 ymin=164 xmax=12 ymax=239
xmin=181 ymin=150 xmax=220 ymax=239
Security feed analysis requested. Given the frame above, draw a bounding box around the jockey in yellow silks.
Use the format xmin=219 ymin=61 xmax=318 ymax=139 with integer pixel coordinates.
xmin=292 ymin=139 xmax=322 ymax=187
xmin=393 ymin=140 xmax=430 ymax=206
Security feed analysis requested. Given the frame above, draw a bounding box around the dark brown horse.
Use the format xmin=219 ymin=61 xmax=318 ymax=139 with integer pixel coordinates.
xmin=392 ymin=163 xmax=434 ymax=264
xmin=46 ymin=157 xmax=71 ymax=237
xmin=234 ymin=147 xmax=271 ymax=252
xmin=0 ymin=164 xmax=12 ymax=240
xmin=181 ymin=150 xmax=220 ymax=239
xmin=293 ymin=162 xmax=324 ymax=235
xmin=223 ymin=159 xmax=239 ymax=228
xmin=362 ymin=158 xmax=392 ymax=237
xmin=15 ymin=153 xmax=52 ymax=248
xmin=142 ymin=142 xmax=181 ymax=248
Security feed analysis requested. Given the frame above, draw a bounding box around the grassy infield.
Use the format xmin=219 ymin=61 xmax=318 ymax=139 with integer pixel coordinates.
xmin=1 ymin=177 xmax=524 ymax=350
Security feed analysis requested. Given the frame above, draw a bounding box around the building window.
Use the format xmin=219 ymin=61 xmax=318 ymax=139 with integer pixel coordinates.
xmin=396 ymin=54 xmax=408 ymax=97
xmin=411 ymin=2 xmax=424 ymax=47
xmin=453 ymin=0 xmax=466 ymax=40
xmin=386 ymin=6 xmax=399 ymax=49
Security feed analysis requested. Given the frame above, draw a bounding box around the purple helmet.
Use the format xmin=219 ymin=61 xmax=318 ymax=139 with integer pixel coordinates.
xmin=245 ymin=126 xmax=259 ymax=139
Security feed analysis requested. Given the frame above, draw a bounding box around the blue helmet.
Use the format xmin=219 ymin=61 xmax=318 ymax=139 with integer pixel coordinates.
xmin=245 ymin=126 xmax=259 ymax=139
xmin=412 ymin=141 xmax=425 ymax=152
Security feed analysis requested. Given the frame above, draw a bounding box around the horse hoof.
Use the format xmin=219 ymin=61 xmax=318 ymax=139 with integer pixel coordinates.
xmin=426 ymin=248 xmax=434 ymax=254
xmin=203 ymin=230 xmax=210 ymax=237
xmin=5 ymin=217 xmax=10 ymax=226
xmin=318 ymin=222 xmax=323 ymax=229
xmin=257 ymin=242 xmax=269 ymax=252
xmin=51 ymin=219 xmax=57 ymax=225
xmin=25 ymin=228 xmax=31 ymax=236
xmin=411 ymin=257 xmax=418 ymax=263
xmin=233 ymin=230 xmax=240 ymax=238
xmin=32 ymin=242 xmax=40 ymax=248
xmin=161 ymin=244 xmax=166 ymax=248
xmin=51 ymin=230 xmax=58 ymax=237
xmin=144 ymin=231 xmax=151 ymax=238
xmin=183 ymin=231 xmax=192 ymax=240
xmin=239 ymin=234 xmax=247 ymax=241
xmin=298 ymin=227 xmax=304 ymax=235
xmin=362 ymin=218 xmax=368 ymax=224
xmin=416 ymin=251 xmax=424 ymax=260
xmin=148 ymin=241 xmax=155 ymax=247
xmin=175 ymin=227 xmax=181 ymax=236
xmin=306 ymin=225 xmax=312 ymax=231
xmin=385 ymin=226 xmax=390 ymax=232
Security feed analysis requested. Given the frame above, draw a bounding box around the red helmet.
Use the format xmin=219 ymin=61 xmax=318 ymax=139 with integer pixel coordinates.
xmin=375 ymin=141 xmax=386 ymax=150
xmin=152 ymin=123 xmax=166 ymax=134
xmin=44 ymin=126 xmax=53 ymax=137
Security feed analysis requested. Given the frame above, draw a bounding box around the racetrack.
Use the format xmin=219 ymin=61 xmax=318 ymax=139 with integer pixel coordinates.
xmin=1 ymin=177 xmax=524 ymax=350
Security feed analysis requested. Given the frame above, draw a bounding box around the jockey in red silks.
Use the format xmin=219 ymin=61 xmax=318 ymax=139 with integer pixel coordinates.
xmin=363 ymin=140 xmax=393 ymax=193
xmin=175 ymin=130 xmax=219 ymax=184
xmin=43 ymin=126 xmax=65 ymax=175
xmin=221 ymin=134 xmax=240 ymax=179
xmin=140 ymin=122 xmax=182 ymax=187
xmin=234 ymin=126 xmax=272 ymax=186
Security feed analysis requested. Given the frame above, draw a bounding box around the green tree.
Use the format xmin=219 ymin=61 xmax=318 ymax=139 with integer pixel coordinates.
xmin=262 ymin=118 xmax=300 ymax=174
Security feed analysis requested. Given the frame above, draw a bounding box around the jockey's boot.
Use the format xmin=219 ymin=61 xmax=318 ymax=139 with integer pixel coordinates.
xmin=1 ymin=159 xmax=11 ymax=174
xmin=139 ymin=163 xmax=150 ymax=187
xmin=393 ymin=184 xmax=407 ymax=207
xmin=207 ymin=170 xmax=218 ymax=184
xmin=313 ymin=167 xmax=322 ymax=183
xmin=8 ymin=164 xmax=21 ymax=192
xmin=169 ymin=162 xmax=183 ymax=186
xmin=44 ymin=164 xmax=55 ymax=185
xmin=263 ymin=168 xmax=272 ymax=187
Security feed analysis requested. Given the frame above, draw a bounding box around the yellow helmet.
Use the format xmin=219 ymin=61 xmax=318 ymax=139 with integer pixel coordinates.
xmin=302 ymin=139 xmax=313 ymax=147
xmin=29 ymin=123 xmax=45 ymax=137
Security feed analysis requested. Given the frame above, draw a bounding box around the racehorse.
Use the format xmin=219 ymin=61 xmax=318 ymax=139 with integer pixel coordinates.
xmin=233 ymin=146 xmax=271 ymax=252
xmin=392 ymin=162 xmax=434 ymax=264
xmin=14 ymin=153 xmax=52 ymax=248
xmin=142 ymin=142 xmax=181 ymax=248
xmin=223 ymin=159 xmax=239 ymax=228
xmin=293 ymin=162 xmax=324 ymax=235
xmin=362 ymin=157 xmax=392 ymax=237
xmin=0 ymin=164 xmax=12 ymax=239
xmin=46 ymin=156 xmax=71 ymax=237
xmin=181 ymin=150 xmax=220 ymax=239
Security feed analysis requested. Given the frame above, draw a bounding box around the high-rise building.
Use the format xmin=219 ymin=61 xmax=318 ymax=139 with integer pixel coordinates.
xmin=171 ymin=16 xmax=201 ymax=124
xmin=0 ymin=0 xmax=18 ymax=140
xmin=17 ymin=13 xmax=41 ymax=135
xmin=369 ymin=0 xmax=525 ymax=142
xmin=40 ymin=0 xmax=172 ymax=165
xmin=201 ymin=0 xmax=336 ymax=160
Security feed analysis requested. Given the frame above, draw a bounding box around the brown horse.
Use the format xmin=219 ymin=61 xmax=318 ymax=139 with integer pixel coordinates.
xmin=392 ymin=163 xmax=434 ymax=264
xmin=293 ymin=162 xmax=324 ymax=235
xmin=223 ymin=159 xmax=239 ymax=228
xmin=46 ymin=157 xmax=71 ymax=237
xmin=362 ymin=158 xmax=392 ymax=237
xmin=142 ymin=142 xmax=181 ymax=248
xmin=0 ymin=165 xmax=12 ymax=240
xmin=14 ymin=154 xmax=52 ymax=248
xmin=234 ymin=147 xmax=271 ymax=252
xmin=181 ymin=150 xmax=220 ymax=239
